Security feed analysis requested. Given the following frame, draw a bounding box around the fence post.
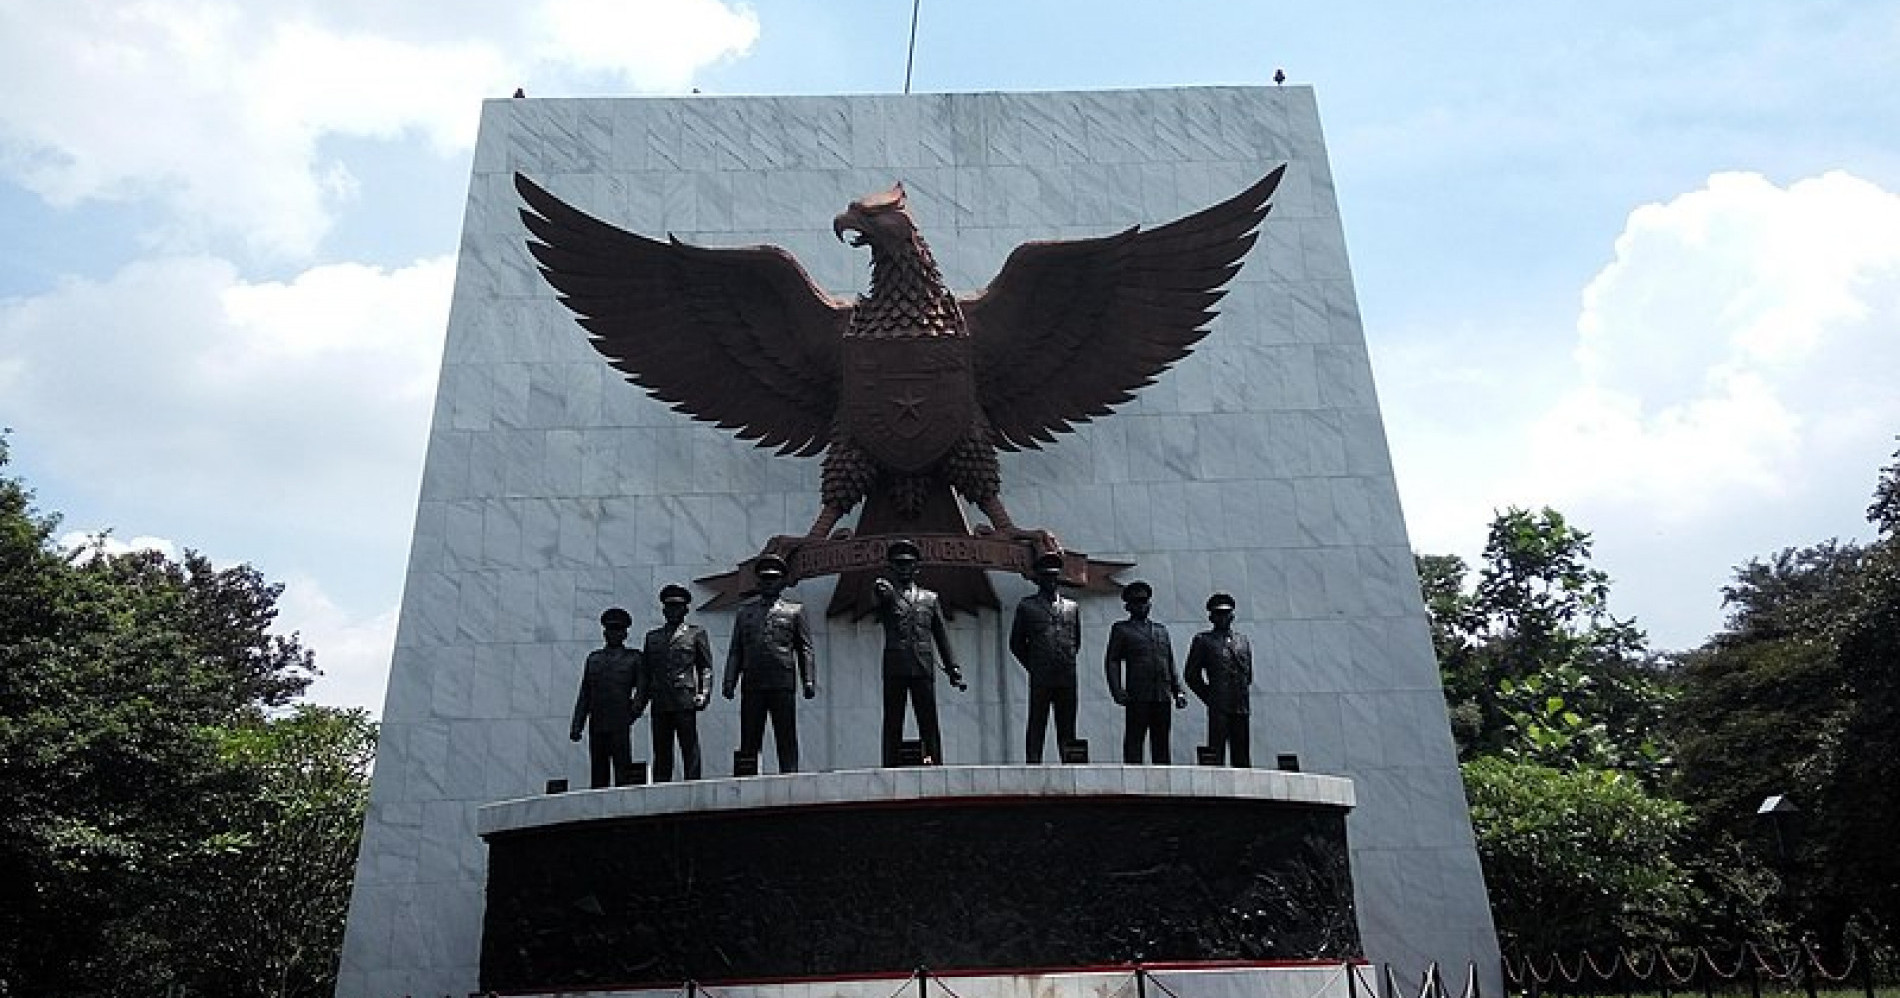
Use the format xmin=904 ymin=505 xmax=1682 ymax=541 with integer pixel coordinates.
xmin=1860 ymin=943 xmax=1876 ymax=998
xmin=1747 ymin=957 xmax=1761 ymax=998
xmin=1348 ymin=961 xmax=1358 ymax=998
xmin=1137 ymin=965 xmax=1147 ymax=998
xmin=917 ymin=966 xmax=928 ymax=998
xmin=689 ymin=981 xmax=698 ymax=998
xmin=1801 ymin=948 xmax=1819 ymax=998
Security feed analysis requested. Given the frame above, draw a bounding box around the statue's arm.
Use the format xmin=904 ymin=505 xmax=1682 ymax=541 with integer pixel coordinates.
xmin=721 ymin=620 xmax=744 ymax=698
xmin=570 ymin=660 xmax=592 ymax=738
xmin=629 ymin=640 xmax=653 ymax=718
xmin=871 ymin=576 xmax=896 ymax=619
xmin=930 ymin=601 xmax=960 ymax=675
xmin=693 ymin=630 xmax=715 ymax=703
xmin=1103 ymin=626 xmax=1126 ymax=702
xmin=1163 ymin=629 xmax=1185 ymax=702
xmin=794 ymin=609 xmax=817 ymax=690
xmin=1007 ymin=602 xmax=1031 ymax=667
xmin=1184 ymin=635 xmax=1210 ymax=702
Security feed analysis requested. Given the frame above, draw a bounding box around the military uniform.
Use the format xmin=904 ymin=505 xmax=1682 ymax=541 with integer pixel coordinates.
xmin=633 ymin=615 xmax=713 ymax=781
xmin=1105 ymin=613 xmax=1182 ymax=763
xmin=874 ymin=577 xmax=962 ymax=766
xmin=1009 ymin=587 xmax=1081 ymax=763
xmin=1186 ymin=627 xmax=1254 ymax=767
xmin=724 ymin=591 xmax=816 ymax=773
xmin=570 ymin=644 xmax=641 ymax=787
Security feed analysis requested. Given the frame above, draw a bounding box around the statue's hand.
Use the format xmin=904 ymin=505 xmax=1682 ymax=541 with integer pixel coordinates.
xmin=569 ymin=729 xmax=582 ymax=742
xmin=722 ymin=684 xmax=736 ymax=700
xmin=803 ymin=683 xmax=816 ymax=700
xmin=1111 ymin=691 xmax=1127 ymax=707
xmin=947 ymin=667 xmax=967 ymax=692
xmin=1173 ymin=693 xmax=1187 ymax=709
xmin=694 ymin=694 xmax=710 ymax=711
xmin=873 ymin=577 xmax=894 ymax=600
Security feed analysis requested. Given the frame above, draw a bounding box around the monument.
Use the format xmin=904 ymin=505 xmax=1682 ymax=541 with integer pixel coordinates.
xmin=336 ymin=86 xmax=1500 ymax=998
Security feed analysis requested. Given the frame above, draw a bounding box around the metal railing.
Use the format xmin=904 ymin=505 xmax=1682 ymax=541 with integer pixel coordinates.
xmin=1502 ymin=944 xmax=1896 ymax=998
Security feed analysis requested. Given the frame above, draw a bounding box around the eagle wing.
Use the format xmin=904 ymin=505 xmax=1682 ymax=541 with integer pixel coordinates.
xmin=962 ymin=165 xmax=1285 ymax=450
xmin=517 ymin=173 xmax=848 ymax=457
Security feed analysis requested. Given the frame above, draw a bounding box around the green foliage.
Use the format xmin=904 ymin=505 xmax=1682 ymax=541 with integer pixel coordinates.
xmin=1665 ymin=445 xmax=1900 ymax=955
xmin=1421 ymin=507 xmax=1691 ymax=954
xmin=1422 ymin=452 xmax=1900 ymax=957
xmin=1419 ymin=507 xmax=1671 ymax=774
xmin=160 ymin=706 xmax=376 ymax=998
xmin=0 ymin=437 xmax=371 ymax=997
xmin=1821 ymin=446 xmax=1900 ymax=948
xmin=1464 ymin=756 xmax=1694 ymax=953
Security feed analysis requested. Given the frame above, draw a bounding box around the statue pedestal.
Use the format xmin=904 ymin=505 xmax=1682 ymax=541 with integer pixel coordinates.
xmin=477 ymin=766 xmax=1361 ymax=996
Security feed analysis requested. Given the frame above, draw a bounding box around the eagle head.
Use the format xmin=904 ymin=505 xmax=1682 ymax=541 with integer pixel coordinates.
xmin=833 ymin=183 xmax=917 ymax=255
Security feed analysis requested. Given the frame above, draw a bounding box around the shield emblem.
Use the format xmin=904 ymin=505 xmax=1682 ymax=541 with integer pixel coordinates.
xmin=840 ymin=335 xmax=978 ymax=474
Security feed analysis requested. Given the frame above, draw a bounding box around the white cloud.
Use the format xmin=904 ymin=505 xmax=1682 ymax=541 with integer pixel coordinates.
xmin=1381 ymin=170 xmax=1900 ymax=648
xmin=1525 ymin=171 xmax=1900 ymax=521
xmin=535 ymin=0 xmax=758 ymax=88
xmin=55 ymin=530 xmax=182 ymax=562
xmin=0 ymin=0 xmax=759 ymax=257
xmin=277 ymin=575 xmax=397 ymax=713
xmin=0 ymin=252 xmax=452 ymax=545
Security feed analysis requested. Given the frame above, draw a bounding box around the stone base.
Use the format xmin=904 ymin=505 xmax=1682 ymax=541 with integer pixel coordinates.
xmin=478 ymin=767 xmax=1358 ymax=994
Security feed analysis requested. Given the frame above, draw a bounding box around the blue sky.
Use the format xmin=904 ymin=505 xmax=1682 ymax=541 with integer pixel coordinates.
xmin=3 ymin=1 xmax=1897 ymax=710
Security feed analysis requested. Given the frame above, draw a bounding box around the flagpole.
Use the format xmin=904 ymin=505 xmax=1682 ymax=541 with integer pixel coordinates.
xmin=904 ymin=0 xmax=921 ymax=93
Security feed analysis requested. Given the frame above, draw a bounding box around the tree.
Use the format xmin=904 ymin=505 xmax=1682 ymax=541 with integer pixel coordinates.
xmin=1420 ymin=507 xmax=1669 ymax=773
xmin=1671 ymin=543 xmax=1859 ymax=874
xmin=1420 ymin=507 xmax=1691 ymax=953
xmin=1464 ymin=756 xmax=1693 ymax=953
xmin=1824 ymin=447 xmax=1900 ymax=949
xmin=1670 ymin=445 xmax=1900 ymax=955
xmin=0 ymin=437 xmax=369 ymax=997
xmin=158 ymin=706 xmax=376 ymax=998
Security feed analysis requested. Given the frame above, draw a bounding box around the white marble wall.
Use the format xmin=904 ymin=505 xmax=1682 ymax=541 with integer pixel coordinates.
xmin=336 ymin=87 xmax=1499 ymax=998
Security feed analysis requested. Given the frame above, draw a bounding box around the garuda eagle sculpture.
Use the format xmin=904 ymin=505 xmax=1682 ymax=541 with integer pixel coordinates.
xmin=515 ymin=165 xmax=1285 ymax=545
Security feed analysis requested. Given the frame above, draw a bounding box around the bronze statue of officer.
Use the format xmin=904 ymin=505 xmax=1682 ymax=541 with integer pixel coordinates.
xmin=570 ymin=607 xmax=642 ymax=787
xmin=1185 ymin=591 xmax=1254 ymax=767
xmin=1104 ymin=580 xmax=1185 ymax=763
xmin=872 ymin=539 xmax=966 ymax=766
xmin=1009 ymin=551 xmax=1081 ymax=763
xmin=723 ymin=554 xmax=817 ymax=773
xmin=632 ymin=584 xmax=713 ymax=781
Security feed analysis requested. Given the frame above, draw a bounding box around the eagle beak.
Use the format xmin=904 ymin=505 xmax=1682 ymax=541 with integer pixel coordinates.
xmin=833 ymin=211 xmax=866 ymax=247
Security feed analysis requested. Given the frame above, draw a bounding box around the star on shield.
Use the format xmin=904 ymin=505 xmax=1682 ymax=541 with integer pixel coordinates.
xmin=890 ymin=389 xmax=926 ymax=421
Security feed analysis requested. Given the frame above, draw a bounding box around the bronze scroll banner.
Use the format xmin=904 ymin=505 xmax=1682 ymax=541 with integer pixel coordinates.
xmin=696 ymin=534 xmax=1130 ymax=613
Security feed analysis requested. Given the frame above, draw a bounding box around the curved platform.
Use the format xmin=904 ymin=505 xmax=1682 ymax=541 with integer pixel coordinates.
xmin=477 ymin=766 xmax=1359 ymax=995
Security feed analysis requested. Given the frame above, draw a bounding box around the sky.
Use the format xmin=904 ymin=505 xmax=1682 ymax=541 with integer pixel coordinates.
xmin=2 ymin=1 xmax=1897 ymax=713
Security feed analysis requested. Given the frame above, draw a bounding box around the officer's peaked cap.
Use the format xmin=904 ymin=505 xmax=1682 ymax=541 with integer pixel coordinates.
xmin=659 ymin=584 xmax=693 ymax=604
